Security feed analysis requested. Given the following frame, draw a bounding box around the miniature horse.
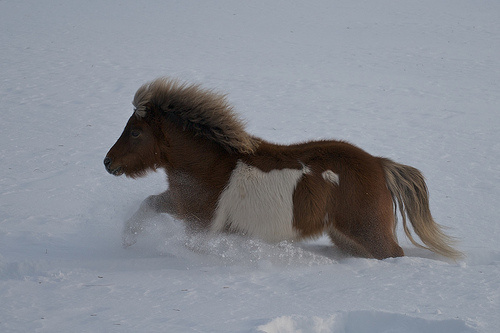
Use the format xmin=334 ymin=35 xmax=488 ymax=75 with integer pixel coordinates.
xmin=104 ymin=77 xmax=462 ymax=260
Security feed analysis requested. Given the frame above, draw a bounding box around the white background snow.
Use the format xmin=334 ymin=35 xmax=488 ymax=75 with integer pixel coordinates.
xmin=1 ymin=1 xmax=499 ymax=332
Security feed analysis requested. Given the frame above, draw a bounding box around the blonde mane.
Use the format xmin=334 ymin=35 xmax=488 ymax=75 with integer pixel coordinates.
xmin=132 ymin=77 xmax=260 ymax=154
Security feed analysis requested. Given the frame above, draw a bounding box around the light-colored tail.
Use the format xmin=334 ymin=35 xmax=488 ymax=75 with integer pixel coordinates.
xmin=381 ymin=158 xmax=463 ymax=260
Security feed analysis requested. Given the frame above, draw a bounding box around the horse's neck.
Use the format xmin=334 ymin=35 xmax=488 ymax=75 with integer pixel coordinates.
xmin=164 ymin=125 xmax=237 ymax=189
xmin=163 ymin=129 xmax=238 ymax=223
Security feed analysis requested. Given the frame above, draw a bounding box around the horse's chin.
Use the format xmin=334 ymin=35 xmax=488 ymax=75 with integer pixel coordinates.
xmin=125 ymin=169 xmax=151 ymax=179
xmin=106 ymin=166 xmax=124 ymax=176
xmin=107 ymin=164 xmax=155 ymax=178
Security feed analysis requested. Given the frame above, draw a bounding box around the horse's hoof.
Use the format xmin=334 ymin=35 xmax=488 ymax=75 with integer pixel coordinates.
xmin=122 ymin=233 xmax=137 ymax=248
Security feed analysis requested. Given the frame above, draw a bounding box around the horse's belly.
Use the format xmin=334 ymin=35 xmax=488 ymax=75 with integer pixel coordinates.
xmin=211 ymin=161 xmax=309 ymax=242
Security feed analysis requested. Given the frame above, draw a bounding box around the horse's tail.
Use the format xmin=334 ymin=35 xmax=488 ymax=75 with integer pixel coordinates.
xmin=380 ymin=158 xmax=463 ymax=260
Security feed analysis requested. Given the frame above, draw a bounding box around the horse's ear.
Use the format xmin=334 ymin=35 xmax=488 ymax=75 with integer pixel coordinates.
xmin=134 ymin=102 xmax=155 ymax=118
xmin=134 ymin=106 xmax=147 ymax=118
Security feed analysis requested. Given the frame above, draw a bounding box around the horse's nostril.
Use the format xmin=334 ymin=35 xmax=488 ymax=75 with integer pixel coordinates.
xmin=104 ymin=157 xmax=112 ymax=167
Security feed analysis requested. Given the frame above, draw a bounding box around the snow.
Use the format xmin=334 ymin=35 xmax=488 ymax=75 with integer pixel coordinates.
xmin=1 ymin=0 xmax=499 ymax=332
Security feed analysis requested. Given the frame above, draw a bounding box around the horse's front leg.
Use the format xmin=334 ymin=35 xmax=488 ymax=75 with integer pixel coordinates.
xmin=122 ymin=190 xmax=176 ymax=247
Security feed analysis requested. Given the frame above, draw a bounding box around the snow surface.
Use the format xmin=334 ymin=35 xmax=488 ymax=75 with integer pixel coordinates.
xmin=1 ymin=1 xmax=499 ymax=332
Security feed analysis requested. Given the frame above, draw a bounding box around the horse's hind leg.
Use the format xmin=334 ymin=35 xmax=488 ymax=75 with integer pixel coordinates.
xmin=122 ymin=190 xmax=176 ymax=247
xmin=354 ymin=225 xmax=404 ymax=259
xmin=328 ymin=214 xmax=404 ymax=260
xmin=327 ymin=226 xmax=374 ymax=258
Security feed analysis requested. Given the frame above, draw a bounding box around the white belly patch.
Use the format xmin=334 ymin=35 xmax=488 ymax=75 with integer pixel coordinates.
xmin=211 ymin=161 xmax=310 ymax=242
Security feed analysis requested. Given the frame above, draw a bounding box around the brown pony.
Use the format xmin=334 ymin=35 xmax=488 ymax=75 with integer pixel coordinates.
xmin=104 ymin=77 xmax=462 ymax=260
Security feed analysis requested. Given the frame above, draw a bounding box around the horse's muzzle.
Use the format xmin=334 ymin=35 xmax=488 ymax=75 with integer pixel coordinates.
xmin=103 ymin=157 xmax=123 ymax=176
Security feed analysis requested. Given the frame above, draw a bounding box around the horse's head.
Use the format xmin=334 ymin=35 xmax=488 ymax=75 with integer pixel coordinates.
xmin=105 ymin=77 xmax=260 ymax=178
xmin=104 ymin=109 xmax=163 ymax=178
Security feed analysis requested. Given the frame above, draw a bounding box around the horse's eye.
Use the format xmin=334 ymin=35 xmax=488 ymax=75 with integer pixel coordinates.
xmin=130 ymin=130 xmax=140 ymax=138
